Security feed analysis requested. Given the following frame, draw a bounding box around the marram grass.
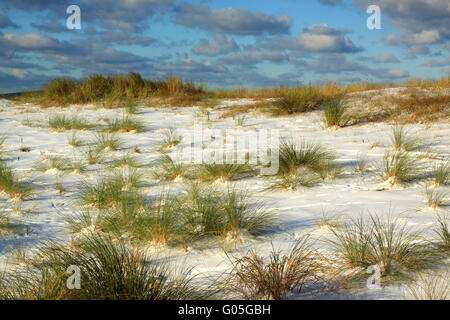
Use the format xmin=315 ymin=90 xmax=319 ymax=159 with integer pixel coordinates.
xmin=323 ymin=98 xmax=351 ymax=128
xmin=93 ymin=132 xmax=123 ymax=152
xmin=227 ymin=236 xmax=320 ymax=299
xmin=105 ymin=115 xmax=145 ymax=133
xmin=267 ymin=168 xmax=320 ymax=191
xmin=0 ymin=235 xmax=209 ymax=300
xmin=0 ymin=160 xmax=36 ymax=200
xmin=327 ymin=213 xmax=438 ymax=277
xmin=278 ymin=139 xmax=336 ymax=177
xmin=152 ymin=154 xmax=189 ymax=181
xmin=196 ymin=163 xmax=253 ymax=182
xmin=48 ymin=114 xmax=95 ymax=131
xmin=390 ymin=125 xmax=421 ymax=151
xmin=380 ymin=151 xmax=421 ymax=185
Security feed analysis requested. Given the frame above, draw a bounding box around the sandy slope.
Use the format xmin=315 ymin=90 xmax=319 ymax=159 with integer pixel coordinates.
xmin=0 ymin=92 xmax=448 ymax=299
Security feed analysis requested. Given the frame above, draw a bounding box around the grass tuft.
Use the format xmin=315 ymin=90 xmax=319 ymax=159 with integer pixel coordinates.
xmin=67 ymin=132 xmax=84 ymax=147
xmin=432 ymin=161 xmax=449 ymax=186
xmin=425 ymin=186 xmax=447 ymax=209
xmin=380 ymin=151 xmax=421 ymax=185
xmin=390 ymin=126 xmax=420 ymax=151
xmin=227 ymin=236 xmax=319 ymax=299
xmin=0 ymin=235 xmax=206 ymax=300
xmin=34 ymin=155 xmax=72 ymax=173
xmin=327 ymin=213 xmax=436 ymax=277
xmin=109 ymin=153 xmax=142 ymax=168
xmin=157 ymin=128 xmax=182 ymax=151
xmin=152 ymin=154 xmax=189 ymax=181
xmin=434 ymin=214 xmax=449 ymax=251
xmin=196 ymin=163 xmax=253 ymax=182
xmin=101 ymin=192 xmax=181 ymax=246
xmin=74 ymin=169 xmax=144 ymax=209
xmin=267 ymin=168 xmax=320 ymax=191
xmin=404 ymin=272 xmax=449 ymax=300
xmin=94 ymin=132 xmax=123 ymax=152
xmin=182 ymin=184 xmax=276 ymax=241
xmin=271 ymin=88 xmax=323 ymax=116
xmin=323 ymin=98 xmax=351 ymax=128
xmin=122 ymin=100 xmax=139 ymax=115
xmin=49 ymin=114 xmax=94 ymax=131
xmin=0 ymin=206 xmax=22 ymax=235
xmin=278 ymin=139 xmax=336 ymax=176
xmin=83 ymin=146 xmax=104 ymax=165
xmin=0 ymin=136 xmax=6 ymax=149
xmin=352 ymin=153 xmax=369 ymax=174
xmin=0 ymin=160 xmax=36 ymax=200
xmin=105 ymin=115 xmax=145 ymax=133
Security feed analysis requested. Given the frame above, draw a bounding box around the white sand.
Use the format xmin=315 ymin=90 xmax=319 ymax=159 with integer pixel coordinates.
xmin=0 ymin=93 xmax=448 ymax=299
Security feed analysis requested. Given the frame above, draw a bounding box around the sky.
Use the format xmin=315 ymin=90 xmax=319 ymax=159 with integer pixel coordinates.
xmin=0 ymin=0 xmax=449 ymax=93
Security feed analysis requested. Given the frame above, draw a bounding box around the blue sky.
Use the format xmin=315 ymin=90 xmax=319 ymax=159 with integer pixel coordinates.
xmin=0 ymin=0 xmax=448 ymax=93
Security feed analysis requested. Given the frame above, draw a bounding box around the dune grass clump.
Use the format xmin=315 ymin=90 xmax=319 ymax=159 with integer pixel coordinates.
xmin=235 ymin=114 xmax=247 ymax=127
xmin=42 ymin=78 xmax=78 ymax=105
xmin=182 ymin=184 xmax=275 ymax=240
xmin=352 ymin=154 xmax=369 ymax=174
xmin=152 ymin=154 xmax=189 ymax=181
xmin=0 ymin=235 xmax=206 ymax=300
xmin=0 ymin=136 xmax=5 ymax=150
xmin=95 ymin=191 xmax=146 ymax=234
xmin=71 ymin=184 xmax=274 ymax=246
xmin=0 ymin=161 xmax=36 ymax=200
xmin=317 ymin=210 xmax=344 ymax=229
xmin=33 ymin=155 xmax=72 ymax=173
xmin=101 ymin=192 xmax=182 ymax=246
xmin=67 ymin=132 xmax=84 ymax=147
xmin=109 ymin=153 xmax=142 ymax=169
xmin=0 ymin=209 xmax=10 ymax=234
xmin=404 ymin=272 xmax=449 ymax=300
xmin=268 ymin=139 xmax=337 ymax=190
xmin=434 ymin=214 xmax=449 ymax=251
xmin=48 ymin=114 xmax=94 ymax=131
xmin=158 ymin=128 xmax=182 ymax=151
xmin=381 ymin=151 xmax=421 ymax=185
xmin=425 ymin=186 xmax=447 ymax=209
xmin=75 ymin=170 xmax=144 ymax=210
xmin=278 ymin=139 xmax=336 ymax=177
xmin=105 ymin=116 xmax=145 ymax=133
xmin=83 ymin=146 xmax=104 ymax=165
xmin=196 ymin=163 xmax=253 ymax=182
xmin=64 ymin=209 xmax=100 ymax=234
xmin=40 ymin=73 xmax=143 ymax=106
xmin=111 ymin=168 xmax=146 ymax=190
xmin=323 ymin=98 xmax=351 ymax=128
xmin=122 ymin=100 xmax=139 ymax=115
xmin=0 ymin=207 xmax=22 ymax=235
xmin=267 ymin=168 xmax=320 ymax=191
xmin=219 ymin=188 xmax=276 ymax=239
xmin=75 ymin=178 xmax=123 ymax=210
xmin=132 ymin=193 xmax=181 ymax=246
xmin=227 ymin=236 xmax=319 ymax=299
xmin=57 ymin=158 xmax=87 ymax=174
xmin=0 ymin=136 xmax=7 ymax=159
xmin=432 ymin=161 xmax=449 ymax=186
xmin=271 ymin=88 xmax=324 ymax=116
xmin=390 ymin=126 xmax=420 ymax=151
xmin=328 ymin=213 xmax=436 ymax=277
xmin=94 ymin=132 xmax=123 ymax=152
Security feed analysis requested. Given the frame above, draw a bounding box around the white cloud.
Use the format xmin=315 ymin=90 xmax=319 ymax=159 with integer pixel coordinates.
xmin=2 ymin=32 xmax=57 ymax=49
xmin=289 ymin=24 xmax=362 ymax=53
xmin=192 ymin=34 xmax=238 ymax=56
xmin=174 ymin=3 xmax=292 ymax=35
xmin=9 ymin=68 xmax=30 ymax=79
